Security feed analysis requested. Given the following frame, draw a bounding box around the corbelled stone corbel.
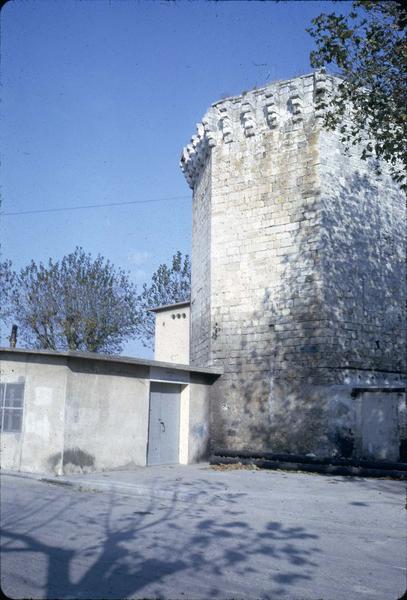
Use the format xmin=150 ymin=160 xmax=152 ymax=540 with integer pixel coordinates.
xmin=202 ymin=117 xmax=217 ymax=148
xmin=314 ymin=70 xmax=328 ymax=121
xmin=219 ymin=106 xmax=233 ymax=143
xmin=180 ymin=117 xmax=217 ymax=189
xmin=264 ymin=90 xmax=278 ymax=129
xmin=314 ymin=70 xmax=327 ymax=95
xmin=289 ymin=93 xmax=303 ymax=123
xmin=241 ymin=101 xmax=256 ymax=137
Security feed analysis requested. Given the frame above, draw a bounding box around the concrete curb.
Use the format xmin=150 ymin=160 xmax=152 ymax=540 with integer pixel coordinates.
xmin=1 ymin=470 xmax=225 ymax=504
xmin=42 ymin=477 xmax=208 ymax=503
xmin=1 ymin=470 xmax=47 ymax=483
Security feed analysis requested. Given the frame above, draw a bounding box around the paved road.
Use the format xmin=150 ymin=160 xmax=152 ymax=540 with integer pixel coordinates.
xmin=1 ymin=465 xmax=406 ymax=599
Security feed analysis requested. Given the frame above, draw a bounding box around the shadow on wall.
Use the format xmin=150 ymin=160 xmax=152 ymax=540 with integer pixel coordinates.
xmin=320 ymin=169 xmax=405 ymax=374
xmin=48 ymin=448 xmax=95 ymax=474
xmin=210 ymin=168 xmax=406 ymax=457
xmin=1 ymin=477 xmax=321 ymax=599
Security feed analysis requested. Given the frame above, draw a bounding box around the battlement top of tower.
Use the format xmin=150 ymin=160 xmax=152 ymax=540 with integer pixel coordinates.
xmin=211 ymin=71 xmax=322 ymax=108
xmin=180 ymin=70 xmax=338 ymax=189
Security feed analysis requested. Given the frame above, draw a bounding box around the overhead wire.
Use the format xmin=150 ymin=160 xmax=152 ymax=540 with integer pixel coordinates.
xmin=1 ymin=194 xmax=191 ymax=217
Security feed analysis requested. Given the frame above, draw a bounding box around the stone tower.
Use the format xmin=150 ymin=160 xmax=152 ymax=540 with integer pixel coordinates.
xmin=181 ymin=72 xmax=406 ymax=460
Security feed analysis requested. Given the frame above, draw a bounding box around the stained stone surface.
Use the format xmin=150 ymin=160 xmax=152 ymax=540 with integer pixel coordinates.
xmin=181 ymin=72 xmax=406 ymax=458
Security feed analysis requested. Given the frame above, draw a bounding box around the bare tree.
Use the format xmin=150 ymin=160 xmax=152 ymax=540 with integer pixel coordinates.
xmin=10 ymin=247 xmax=140 ymax=354
xmin=135 ymin=251 xmax=191 ymax=348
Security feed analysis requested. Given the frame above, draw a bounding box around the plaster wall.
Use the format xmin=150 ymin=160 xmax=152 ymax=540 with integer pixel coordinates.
xmin=63 ymin=359 xmax=150 ymax=472
xmin=0 ymin=355 xmax=67 ymax=473
xmin=1 ymin=350 xmax=218 ymax=473
xmin=179 ymin=384 xmax=190 ymax=464
xmin=188 ymin=373 xmax=212 ymax=463
xmin=154 ymin=305 xmax=190 ymax=364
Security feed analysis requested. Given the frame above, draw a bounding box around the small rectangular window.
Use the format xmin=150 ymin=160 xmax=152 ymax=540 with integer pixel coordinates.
xmin=1 ymin=382 xmax=25 ymax=433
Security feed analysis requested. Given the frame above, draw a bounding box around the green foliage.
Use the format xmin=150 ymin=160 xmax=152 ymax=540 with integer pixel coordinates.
xmin=135 ymin=251 xmax=191 ymax=348
xmin=9 ymin=247 xmax=139 ymax=354
xmin=308 ymin=0 xmax=407 ymax=189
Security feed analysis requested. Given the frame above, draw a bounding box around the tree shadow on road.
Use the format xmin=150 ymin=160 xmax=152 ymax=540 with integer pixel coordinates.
xmin=1 ymin=477 xmax=321 ymax=599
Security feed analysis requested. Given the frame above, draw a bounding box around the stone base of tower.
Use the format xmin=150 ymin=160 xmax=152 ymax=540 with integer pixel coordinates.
xmin=209 ymin=369 xmax=406 ymax=462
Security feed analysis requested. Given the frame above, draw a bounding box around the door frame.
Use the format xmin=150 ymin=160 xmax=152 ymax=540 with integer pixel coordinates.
xmin=146 ymin=380 xmax=189 ymax=466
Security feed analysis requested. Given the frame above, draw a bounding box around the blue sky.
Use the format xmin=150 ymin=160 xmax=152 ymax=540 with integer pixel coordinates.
xmin=1 ymin=0 xmax=349 ymax=357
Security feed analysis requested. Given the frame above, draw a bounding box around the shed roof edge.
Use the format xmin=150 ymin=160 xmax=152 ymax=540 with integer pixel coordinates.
xmin=0 ymin=347 xmax=222 ymax=377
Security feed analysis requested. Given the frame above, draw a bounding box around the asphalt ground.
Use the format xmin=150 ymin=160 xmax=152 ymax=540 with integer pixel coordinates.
xmin=1 ymin=464 xmax=406 ymax=600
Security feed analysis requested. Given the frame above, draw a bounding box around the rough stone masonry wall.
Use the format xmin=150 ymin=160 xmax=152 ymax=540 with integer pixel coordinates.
xmin=181 ymin=72 xmax=406 ymax=457
xmin=316 ymin=126 xmax=406 ymax=459
xmin=319 ymin=128 xmax=406 ymax=378
xmin=190 ymin=158 xmax=212 ymax=367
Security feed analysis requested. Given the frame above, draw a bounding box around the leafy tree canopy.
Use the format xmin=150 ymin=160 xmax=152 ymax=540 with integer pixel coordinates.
xmin=135 ymin=251 xmax=191 ymax=348
xmin=308 ymin=0 xmax=407 ymax=189
xmin=9 ymin=247 xmax=139 ymax=354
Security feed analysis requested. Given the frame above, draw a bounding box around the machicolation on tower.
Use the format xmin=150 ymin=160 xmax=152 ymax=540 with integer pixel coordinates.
xmin=180 ymin=72 xmax=406 ymax=461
